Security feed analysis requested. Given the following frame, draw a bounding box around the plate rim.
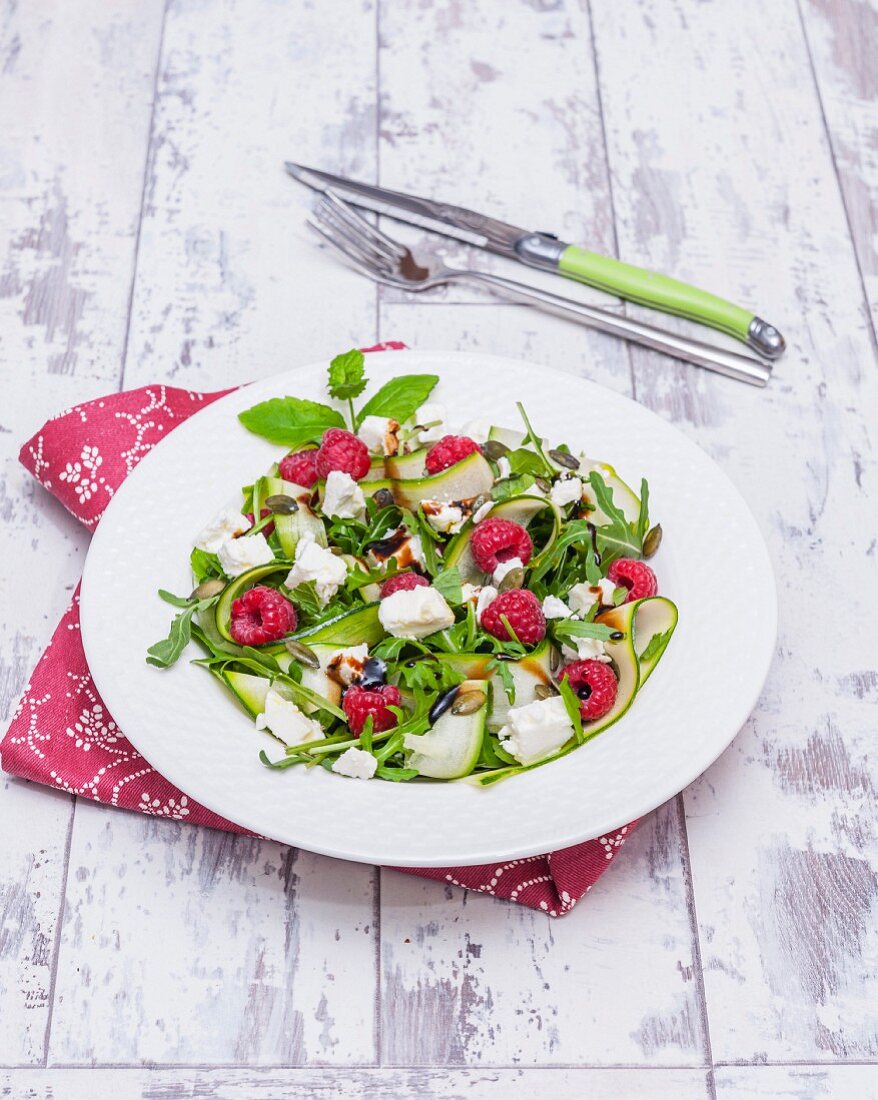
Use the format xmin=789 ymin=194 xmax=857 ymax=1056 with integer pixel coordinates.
xmin=80 ymin=349 xmax=777 ymax=866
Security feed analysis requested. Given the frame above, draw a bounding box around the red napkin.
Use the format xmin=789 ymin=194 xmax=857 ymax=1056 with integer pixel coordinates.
xmin=2 ymin=344 xmax=636 ymax=916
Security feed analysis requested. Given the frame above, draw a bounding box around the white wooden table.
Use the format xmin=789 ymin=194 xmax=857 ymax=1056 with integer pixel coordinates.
xmin=1 ymin=1 xmax=876 ymax=1096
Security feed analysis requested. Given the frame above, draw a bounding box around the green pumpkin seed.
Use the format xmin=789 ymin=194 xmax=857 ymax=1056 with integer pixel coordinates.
xmin=265 ymin=494 xmax=299 ymax=514
xmin=535 ymin=476 xmax=552 ymax=493
xmin=372 ymin=488 xmax=395 ymax=509
xmin=190 ymin=578 xmax=225 ymax=600
xmin=482 ymin=439 xmax=510 ymax=461
xmin=497 ymin=566 xmax=525 ymax=592
xmin=284 ymin=638 xmax=320 ymax=669
xmin=534 ymin=683 xmax=560 ymax=700
xmin=451 ymin=689 xmax=487 ymax=716
xmin=642 ymin=523 xmax=663 ymax=559
xmin=548 ymin=448 xmax=580 ymax=471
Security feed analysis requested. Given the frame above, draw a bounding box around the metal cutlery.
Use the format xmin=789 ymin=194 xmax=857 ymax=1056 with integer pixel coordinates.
xmin=287 ymin=162 xmax=785 ymax=361
xmin=307 ymin=192 xmax=773 ymax=388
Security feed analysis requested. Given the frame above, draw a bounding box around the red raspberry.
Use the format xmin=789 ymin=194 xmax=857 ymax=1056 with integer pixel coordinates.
xmin=230 ymin=586 xmax=296 ymax=646
xmin=343 ymin=683 xmax=403 ymax=735
xmin=424 ymin=435 xmax=480 ymax=475
xmin=316 ymin=428 xmax=370 ymax=481
xmin=607 ymin=558 xmax=658 ymax=602
xmin=470 ymin=518 xmax=534 ymax=574
xmin=279 ymin=449 xmax=318 ymax=487
xmin=559 ymin=660 xmax=618 ymax=721
xmin=480 ymin=589 xmax=546 ymax=646
xmin=379 ymin=572 xmax=429 ymax=598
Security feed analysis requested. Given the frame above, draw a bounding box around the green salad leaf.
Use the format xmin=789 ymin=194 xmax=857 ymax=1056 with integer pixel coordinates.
xmin=640 ymin=628 xmax=673 ymax=664
xmin=238 ymin=396 xmax=344 ymax=446
xmin=587 ymin=471 xmax=643 ymax=565
xmin=356 ymin=374 xmax=438 ymax=427
xmin=327 ymin=348 xmax=367 ymax=401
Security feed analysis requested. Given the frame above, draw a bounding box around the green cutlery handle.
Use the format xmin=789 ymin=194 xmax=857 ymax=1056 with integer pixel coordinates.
xmin=557 ymin=244 xmax=781 ymax=354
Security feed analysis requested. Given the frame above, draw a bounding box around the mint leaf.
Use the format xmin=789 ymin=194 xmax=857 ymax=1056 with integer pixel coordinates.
xmin=640 ymin=628 xmax=673 ymax=664
xmin=239 ymin=396 xmax=344 ymax=446
xmin=356 ymin=374 xmax=439 ymax=427
xmin=432 ymin=566 xmax=463 ymax=606
xmin=328 ymin=348 xmax=367 ymax=401
xmin=557 ymin=675 xmax=585 ymax=744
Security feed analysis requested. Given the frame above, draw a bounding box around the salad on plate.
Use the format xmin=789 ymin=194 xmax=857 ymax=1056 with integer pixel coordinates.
xmin=148 ymin=350 xmax=677 ymax=785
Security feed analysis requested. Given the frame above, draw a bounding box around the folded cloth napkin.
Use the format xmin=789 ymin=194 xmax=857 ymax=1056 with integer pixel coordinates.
xmin=2 ymin=343 xmax=636 ymax=916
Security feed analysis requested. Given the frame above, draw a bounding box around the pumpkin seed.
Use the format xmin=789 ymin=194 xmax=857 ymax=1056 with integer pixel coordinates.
xmin=550 ymin=646 xmax=563 ymax=672
xmin=534 ymin=683 xmax=560 ymax=700
xmin=265 ymin=494 xmax=299 ymax=514
xmin=451 ymin=689 xmax=487 ymax=716
xmin=284 ymin=638 xmax=320 ymax=668
xmin=548 ymin=448 xmax=580 ymax=471
xmin=482 ymin=439 xmax=510 ymax=461
xmin=535 ymin=476 xmax=552 ymax=493
xmin=372 ymin=488 xmax=395 ymax=509
xmin=497 ymin=566 xmax=525 ymax=592
xmin=190 ymin=578 xmax=225 ymax=600
xmin=643 ymin=523 xmax=663 ymax=559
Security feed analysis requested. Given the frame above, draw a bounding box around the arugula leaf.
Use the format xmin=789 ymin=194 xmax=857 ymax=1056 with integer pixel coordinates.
xmin=587 ymin=472 xmax=642 ymax=565
xmin=159 ymin=588 xmax=196 ymax=609
xmin=640 ymin=628 xmax=673 ymax=664
xmin=612 ymin=586 xmax=629 ymax=607
xmin=515 ymin=401 xmax=554 ymax=476
xmin=273 ymin=675 xmax=346 ymax=721
xmin=637 ymin=478 xmax=650 ymax=541
xmin=552 ymin=619 xmax=617 ymax=643
xmin=327 ymin=348 xmax=367 ymax=401
xmin=356 ymin=374 xmax=438 ymax=427
xmin=190 ymin=548 xmax=223 ymax=584
xmin=375 ymin=765 xmax=420 ymax=782
xmin=238 ymin=396 xmax=344 ymax=446
xmin=359 ymin=713 xmax=375 ymax=753
xmin=487 ymin=657 xmax=516 ymax=704
xmin=584 ymin=543 xmax=602 ymax=585
xmin=146 ymin=606 xmax=198 ymax=667
xmin=491 ymin=473 xmax=536 ymax=501
xmin=506 ymin=448 xmax=547 ymax=477
xmin=432 ymin=566 xmax=463 ymax=606
xmin=557 ymin=675 xmax=585 ymax=744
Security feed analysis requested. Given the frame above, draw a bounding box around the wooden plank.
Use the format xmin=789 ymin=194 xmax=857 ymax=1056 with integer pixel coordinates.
xmin=590 ymin=0 xmax=878 ymax=1063
xmin=48 ymin=802 xmax=377 ymax=1065
xmin=46 ymin=0 xmax=382 ymax=1065
xmin=0 ymin=0 xmax=166 ymax=1065
xmin=0 ymin=1066 xmax=713 ymax=1099
xmin=800 ymin=0 xmax=878 ymax=333
xmin=715 ymin=1064 xmax=878 ymax=1098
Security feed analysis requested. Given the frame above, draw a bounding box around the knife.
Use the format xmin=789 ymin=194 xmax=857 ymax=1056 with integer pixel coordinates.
xmin=285 ymin=162 xmax=785 ymax=360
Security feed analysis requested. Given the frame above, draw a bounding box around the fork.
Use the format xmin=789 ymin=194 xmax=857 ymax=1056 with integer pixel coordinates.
xmin=307 ymin=191 xmax=772 ymax=388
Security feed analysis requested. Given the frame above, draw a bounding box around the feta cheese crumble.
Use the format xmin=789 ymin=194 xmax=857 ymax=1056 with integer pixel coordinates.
xmin=378 ymin=585 xmax=455 ymax=640
xmin=327 ymin=643 xmax=370 ymax=686
xmin=413 ymin=402 xmax=446 ymax=444
xmin=541 ymin=594 xmax=572 ymax=619
xmin=322 ymin=469 xmax=366 ymax=520
xmin=476 ymin=585 xmax=498 ymax=623
xmin=366 ymin=527 xmax=424 ymax=570
xmin=194 ymin=506 xmax=250 ymax=554
xmin=471 ymin=499 xmax=493 ymax=525
xmin=550 ymin=476 xmax=584 ymax=508
xmin=493 ymin=556 xmax=524 ymax=586
xmin=496 ymin=456 xmax=512 ymax=480
xmin=499 ymin=695 xmax=575 ymax=766
xmin=421 ymin=499 xmax=465 ymax=535
xmin=331 ymin=746 xmax=378 ymax=779
xmin=217 ymin=533 xmax=276 ymax=577
xmin=358 ymin=415 xmax=402 ymax=456
xmin=561 ymin=636 xmax=612 ymax=663
xmin=285 ymin=534 xmax=348 ymax=605
xmin=256 ymin=688 xmax=324 ymax=746
xmin=568 ymin=578 xmax=616 ymax=617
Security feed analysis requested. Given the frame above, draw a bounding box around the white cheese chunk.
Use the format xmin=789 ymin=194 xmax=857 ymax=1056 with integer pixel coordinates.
xmin=332 ymin=746 xmax=378 ymax=779
xmin=217 ymin=533 xmax=276 ymax=577
xmin=378 ymin=585 xmax=455 ymax=640
xmin=568 ymin=578 xmax=616 ymax=617
xmin=322 ymin=469 xmax=366 ymax=520
xmin=499 ymin=696 xmax=575 ymax=766
xmin=492 ymin=556 xmax=524 ymax=586
xmin=461 ymin=582 xmax=481 ymax=604
xmin=413 ymin=402 xmax=446 ymax=444
xmin=542 ymin=594 xmax=572 ymax=619
xmin=421 ymin=499 xmax=465 ymax=535
xmin=256 ymin=688 xmax=324 ymax=746
xmin=550 ymin=476 xmax=584 ymax=508
xmin=561 ymin=636 xmax=612 ymax=663
xmin=284 ymin=535 xmax=348 ymax=605
xmin=194 ymin=506 xmax=250 ymax=554
xmin=358 ymin=415 xmax=401 ymax=456
xmin=471 ymin=499 xmax=494 ymax=525
xmin=327 ymin=643 xmax=370 ymax=686
xmin=496 ymin=456 xmax=512 ymax=480
xmin=476 ymin=585 xmax=498 ymax=623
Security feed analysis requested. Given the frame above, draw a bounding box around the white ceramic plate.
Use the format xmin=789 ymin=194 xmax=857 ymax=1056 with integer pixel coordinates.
xmin=80 ymin=350 xmax=776 ymax=866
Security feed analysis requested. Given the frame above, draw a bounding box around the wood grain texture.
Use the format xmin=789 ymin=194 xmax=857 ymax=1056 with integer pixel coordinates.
xmin=589 ymin=0 xmax=878 ymax=1063
xmin=0 ymin=0 xmax=166 ymax=1065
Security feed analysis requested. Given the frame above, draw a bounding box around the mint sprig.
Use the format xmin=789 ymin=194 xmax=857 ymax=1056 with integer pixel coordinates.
xmin=238 ymin=396 xmax=344 ymax=447
xmin=328 ymin=349 xmax=368 ymax=426
xmin=356 ymin=374 xmax=438 ymax=428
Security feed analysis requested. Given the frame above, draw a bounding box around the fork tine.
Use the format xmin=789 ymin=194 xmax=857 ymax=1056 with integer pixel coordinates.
xmin=307 ymin=219 xmax=407 ymax=289
xmin=321 ymin=190 xmax=408 ymax=259
xmin=311 ymin=201 xmax=395 ymax=272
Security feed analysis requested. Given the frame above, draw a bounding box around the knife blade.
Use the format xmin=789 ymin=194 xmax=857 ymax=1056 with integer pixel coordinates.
xmin=285 ymin=162 xmax=785 ymax=359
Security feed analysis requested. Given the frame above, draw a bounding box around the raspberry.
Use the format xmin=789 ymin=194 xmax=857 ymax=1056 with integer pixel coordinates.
xmin=229 ymin=585 xmax=296 ymax=646
xmin=379 ymin=572 xmax=429 ymax=598
xmin=316 ymin=428 xmax=371 ymax=481
xmin=607 ymin=558 xmax=658 ymax=602
xmin=424 ymin=435 xmax=480 ymax=475
xmin=279 ymin=449 xmax=319 ymax=487
xmin=480 ymin=589 xmax=545 ymax=646
xmin=559 ymin=660 xmax=618 ymax=721
xmin=470 ymin=518 xmax=534 ymax=573
xmin=343 ymin=683 xmax=403 ymax=735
